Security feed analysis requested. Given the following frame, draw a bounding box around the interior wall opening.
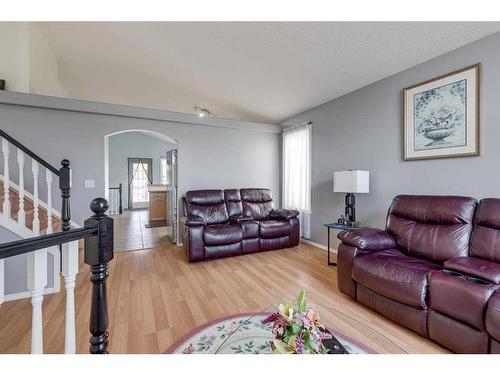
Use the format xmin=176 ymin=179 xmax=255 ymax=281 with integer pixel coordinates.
xmin=104 ymin=130 xmax=179 ymax=252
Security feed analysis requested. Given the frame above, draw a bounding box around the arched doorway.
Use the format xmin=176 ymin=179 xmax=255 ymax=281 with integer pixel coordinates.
xmin=104 ymin=130 xmax=179 ymax=251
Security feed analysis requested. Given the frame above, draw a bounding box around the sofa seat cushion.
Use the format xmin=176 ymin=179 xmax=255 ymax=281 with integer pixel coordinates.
xmin=352 ymin=249 xmax=441 ymax=308
xmin=259 ymin=220 xmax=291 ymax=238
xmin=444 ymin=257 xmax=500 ymax=284
xmin=429 ymin=270 xmax=497 ymax=331
xmin=486 ymin=292 xmax=500 ymax=341
xmin=203 ymin=223 xmax=243 ymax=246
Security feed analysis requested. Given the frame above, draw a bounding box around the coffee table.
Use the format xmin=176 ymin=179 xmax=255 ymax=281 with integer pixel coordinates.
xmin=212 ymin=302 xmax=406 ymax=354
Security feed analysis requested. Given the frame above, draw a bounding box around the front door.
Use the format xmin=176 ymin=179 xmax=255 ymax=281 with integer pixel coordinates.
xmin=128 ymin=158 xmax=153 ymax=209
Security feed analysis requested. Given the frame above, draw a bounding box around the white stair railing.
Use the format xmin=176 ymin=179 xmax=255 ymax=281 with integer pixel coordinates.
xmin=46 ymin=170 xmax=53 ymax=234
xmin=0 ymin=133 xmax=80 ymax=353
xmin=62 ymin=240 xmax=79 ymax=354
xmin=17 ymin=149 xmax=26 ymax=228
xmin=2 ymin=138 xmax=10 ymax=217
xmin=32 ymin=160 xmax=40 ymax=235
xmin=27 ymin=247 xmax=48 ymax=354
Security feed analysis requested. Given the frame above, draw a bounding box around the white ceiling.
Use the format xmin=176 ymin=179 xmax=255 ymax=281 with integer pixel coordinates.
xmin=37 ymin=22 xmax=500 ymax=124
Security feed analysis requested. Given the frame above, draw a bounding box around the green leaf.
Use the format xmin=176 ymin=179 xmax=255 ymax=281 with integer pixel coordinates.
xmin=283 ymin=333 xmax=292 ymax=343
xmin=297 ymin=289 xmax=306 ymax=313
xmin=291 ymin=323 xmax=301 ymax=335
xmin=305 ymin=339 xmax=315 ymax=351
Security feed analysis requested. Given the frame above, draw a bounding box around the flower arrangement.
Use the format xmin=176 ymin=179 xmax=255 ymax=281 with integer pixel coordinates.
xmin=416 ymin=104 xmax=462 ymax=135
xmin=261 ymin=289 xmax=332 ymax=354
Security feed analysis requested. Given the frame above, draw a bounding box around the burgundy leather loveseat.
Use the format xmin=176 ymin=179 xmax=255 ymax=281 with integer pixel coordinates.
xmin=181 ymin=188 xmax=300 ymax=262
xmin=337 ymin=195 xmax=500 ymax=353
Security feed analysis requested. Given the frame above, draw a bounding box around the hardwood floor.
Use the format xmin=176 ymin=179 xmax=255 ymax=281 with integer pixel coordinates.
xmin=0 ymin=242 xmax=448 ymax=354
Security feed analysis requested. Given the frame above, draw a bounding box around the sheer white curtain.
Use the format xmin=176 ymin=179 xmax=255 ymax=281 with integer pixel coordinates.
xmin=283 ymin=122 xmax=312 ymax=239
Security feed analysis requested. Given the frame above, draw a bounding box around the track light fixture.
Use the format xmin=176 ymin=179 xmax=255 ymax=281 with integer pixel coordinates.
xmin=194 ymin=106 xmax=216 ymax=118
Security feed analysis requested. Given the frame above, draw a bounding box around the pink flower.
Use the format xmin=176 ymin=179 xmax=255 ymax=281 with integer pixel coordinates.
xmin=305 ymin=309 xmax=320 ymax=326
xmin=295 ymin=334 xmax=304 ymax=354
xmin=182 ymin=344 xmax=195 ymax=354
xmin=261 ymin=312 xmax=281 ymax=325
xmin=272 ymin=322 xmax=285 ymax=338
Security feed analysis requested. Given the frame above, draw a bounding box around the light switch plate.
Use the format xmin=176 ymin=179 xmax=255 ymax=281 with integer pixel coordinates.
xmin=84 ymin=180 xmax=95 ymax=188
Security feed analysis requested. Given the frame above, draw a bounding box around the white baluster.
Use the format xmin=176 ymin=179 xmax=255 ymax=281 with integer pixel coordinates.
xmin=110 ymin=190 xmax=116 ymax=214
xmin=17 ymin=150 xmax=25 ymax=228
xmin=27 ymin=248 xmax=47 ymax=354
xmin=62 ymin=240 xmax=78 ymax=354
xmin=32 ymin=160 xmax=40 ymax=234
xmin=45 ymin=170 xmax=53 ymax=234
xmin=2 ymin=138 xmax=10 ymax=218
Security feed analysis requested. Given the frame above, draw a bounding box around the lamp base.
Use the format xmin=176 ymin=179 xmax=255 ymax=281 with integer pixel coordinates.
xmin=345 ymin=193 xmax=356 ymax=223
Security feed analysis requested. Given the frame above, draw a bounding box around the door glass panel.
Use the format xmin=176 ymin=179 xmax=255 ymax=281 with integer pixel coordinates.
xmin=132 ymin=162 xmax=149 ymax=203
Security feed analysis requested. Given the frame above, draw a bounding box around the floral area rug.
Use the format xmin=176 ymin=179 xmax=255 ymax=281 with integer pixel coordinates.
xmin=164 ymin=312 xmax=375 ymax=354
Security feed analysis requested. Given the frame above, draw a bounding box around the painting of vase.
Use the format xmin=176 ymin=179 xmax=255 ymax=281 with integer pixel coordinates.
xmin=403 ymin=64 xmax=480 ymax=160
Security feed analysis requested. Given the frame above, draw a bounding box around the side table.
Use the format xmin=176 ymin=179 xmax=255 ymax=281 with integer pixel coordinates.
xmin=323 ymin=223 xmax=354 ymax=266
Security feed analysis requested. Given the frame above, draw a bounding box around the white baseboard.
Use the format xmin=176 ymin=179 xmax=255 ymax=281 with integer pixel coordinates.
xmin=300 ymin=238 xmax=337 ymax=254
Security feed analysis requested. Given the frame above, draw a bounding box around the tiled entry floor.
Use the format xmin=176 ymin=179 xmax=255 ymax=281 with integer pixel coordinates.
xmin=112 ymin=209 xmax=173 ymax=251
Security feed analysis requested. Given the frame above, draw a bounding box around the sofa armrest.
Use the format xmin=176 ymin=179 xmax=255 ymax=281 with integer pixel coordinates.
xmin=181 ymin=215 xmax=206 ymax=227
xmin=229 ymin=214 xmax=254 ymax=223
xmin=337 ymin=228 xmax=396 ymax=251
xmin=269 ymin=208 xmax=300 ymax=220
xmin=444 ymin=257 xmax=500 ymax=284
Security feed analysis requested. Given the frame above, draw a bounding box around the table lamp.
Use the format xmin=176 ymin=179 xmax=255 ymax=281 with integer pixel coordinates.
xmin=333 ymin=170 xmax=369 ymax=223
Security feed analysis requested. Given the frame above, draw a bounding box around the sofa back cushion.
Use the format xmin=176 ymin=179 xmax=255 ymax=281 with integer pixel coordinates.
xmin=240 ymin=188 xmax=274 ymax=220
xmin=185 ymin=190 xmax=229 ymax=225
xmin=224 ymin=189 xmax=243 ymax=217
xmin=386 ymin=195 xmax=477 ymax=264
xmin=470 ymin=198 xmax=500 ymax=263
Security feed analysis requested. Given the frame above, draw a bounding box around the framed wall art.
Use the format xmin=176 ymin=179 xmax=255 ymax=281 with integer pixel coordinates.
xmin=403 ymin=64 xmax=480 ymax=160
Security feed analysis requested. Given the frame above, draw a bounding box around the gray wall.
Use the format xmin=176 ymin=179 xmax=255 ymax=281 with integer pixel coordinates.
xmin=281 ymin=31 xmax=500 ymax=248
xmin=108 ymin=131 xmax=177 ymax=207
xmin=0 ymin=92 xmax=282 ymax=225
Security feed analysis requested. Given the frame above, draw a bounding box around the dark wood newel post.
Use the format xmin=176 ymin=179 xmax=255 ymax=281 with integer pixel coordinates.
xmin=59 ymin=159 xmax=72 ymax=231
xmin=84 ymin=198 xmax=114 ymax=354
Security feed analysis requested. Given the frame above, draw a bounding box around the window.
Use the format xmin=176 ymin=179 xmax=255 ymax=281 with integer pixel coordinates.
xmin=283 ymin=122 xmax=312 ymax=238
xmin=160 ymin=156 xmax=171 ymax=185
xmin=160 ymin=157 xmax=168 ymax=185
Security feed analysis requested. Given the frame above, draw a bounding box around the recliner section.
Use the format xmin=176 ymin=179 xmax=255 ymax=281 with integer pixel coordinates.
xmin=182 ymin=188 xmax=300 ymax=262
xmin=337 ymin=195 xmax=500 ymax=353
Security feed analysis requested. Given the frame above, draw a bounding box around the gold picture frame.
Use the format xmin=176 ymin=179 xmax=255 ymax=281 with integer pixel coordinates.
xmin=403 ymin=64 xmax=480 ymax=161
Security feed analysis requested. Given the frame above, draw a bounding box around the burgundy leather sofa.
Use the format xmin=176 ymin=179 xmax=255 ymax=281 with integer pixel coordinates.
xmin=337 ymin=195 xmax=500 ymax=353
xmin=181 ymin=188 xmax=300 ymax=262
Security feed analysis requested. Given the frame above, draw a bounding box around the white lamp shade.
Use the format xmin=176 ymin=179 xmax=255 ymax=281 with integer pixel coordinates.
xmin=333 ymin=170 xmax=369 ymax=193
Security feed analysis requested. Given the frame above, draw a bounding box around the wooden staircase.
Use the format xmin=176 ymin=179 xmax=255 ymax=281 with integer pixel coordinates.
xmin=0 ymin=180 xmax=62 ymax=235
xmin=1 ymin=129 xmax=114 ymax=354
